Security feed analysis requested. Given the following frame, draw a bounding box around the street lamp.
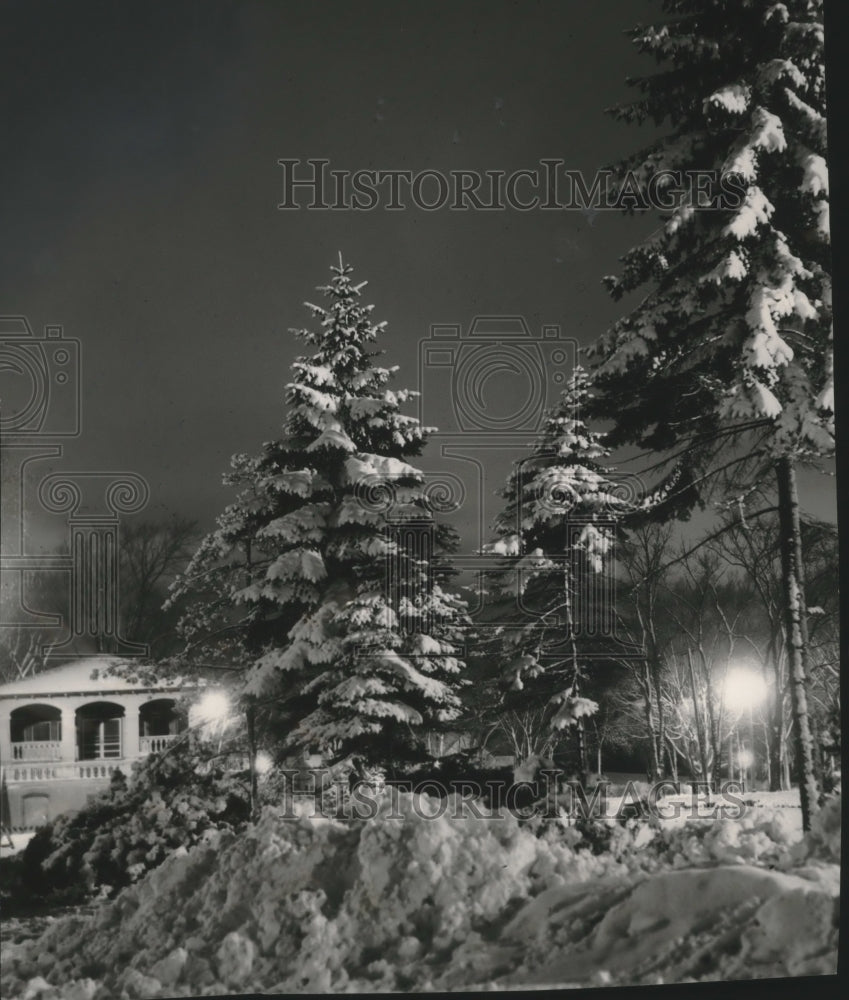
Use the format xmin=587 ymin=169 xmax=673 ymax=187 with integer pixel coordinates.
xmin=723 ymin=665 xmax=768 ymax=790
xmin=723 ymin=667 xmax=768 ymax=714
xmin=255 ymin=750 xmax=273 ymax=776
xmin=196 ymin=690 xmax=231 ymax=723
xmin=193 ymin=690 xmax=232 ymax=748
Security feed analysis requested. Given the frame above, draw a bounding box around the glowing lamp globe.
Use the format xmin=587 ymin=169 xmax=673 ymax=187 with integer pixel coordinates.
xmin=723 ymin=667 xmax=768 ymax=713
xmin=196 ymin=690 xmax=231 ymax=724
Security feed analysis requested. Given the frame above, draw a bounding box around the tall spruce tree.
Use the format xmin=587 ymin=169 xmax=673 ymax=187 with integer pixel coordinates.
xmin=487 ymin=368 xmax=628 ymax=780
xmin=586 ymin=1 xmax=832 ymax=827
xmin=170 ymin=256 xmax=468 ymax=769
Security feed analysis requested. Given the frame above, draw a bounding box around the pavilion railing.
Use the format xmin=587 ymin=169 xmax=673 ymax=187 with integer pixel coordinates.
xmin=138 ymin=734 xmax=182 ymax=755
xmin=9 ymin=741 xmax=63 ymax=762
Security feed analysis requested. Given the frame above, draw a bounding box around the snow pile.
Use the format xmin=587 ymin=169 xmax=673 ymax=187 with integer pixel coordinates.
xmin=499 ymin=865 xmax=837 ymax=988
xmin=794 ymin=793 xmax=841 ymax=864
xmin=652 ymin=804 xmax=803 ymax=868
xmin=1 ymin=793 xmax=839 ymax=997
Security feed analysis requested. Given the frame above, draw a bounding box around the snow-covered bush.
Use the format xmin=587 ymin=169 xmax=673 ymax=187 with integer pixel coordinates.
xmin=20 ymin=735 xmax=250 ymax=904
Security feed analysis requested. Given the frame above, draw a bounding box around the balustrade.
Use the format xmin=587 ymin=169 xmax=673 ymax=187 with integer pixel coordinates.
xmin=139 ymin=734 xmax=181 ymax=754
xmin=10 ymin=741 xmax=63 ymax=762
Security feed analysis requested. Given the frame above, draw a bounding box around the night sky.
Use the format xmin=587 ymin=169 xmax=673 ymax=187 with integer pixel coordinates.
xmin=1 ymin=0 xmax=836 ymax=561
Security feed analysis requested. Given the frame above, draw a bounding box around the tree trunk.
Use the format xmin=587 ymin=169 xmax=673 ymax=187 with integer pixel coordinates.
xmin=650 ymin=653 xmax=667 ymax=779
xmin=736 ymin=729 xmax=743 ymax=786
xmin=768 ymin=646 xmax=783 ymax=791
xmin=808 ymin=713 xmax=825 ymax=790
xmin=702 ymin=672 xmax=721 ymax=792
xmin=794 ymin=519 xmax=825 ymax=792
xmin=775 ymin=456 xmax=819 ymax=830
xmin=243 ymin=543 xmax=260 ymax=822
xmin=641 ymin=662 xmax=662 ymax=781
xmin=666 ymin=740 xmax=678 ymax=783
xmin=246 ymin=699 xmax=259 ymax=821
xmin=575 ymin=718 xmax=588 ymax=786
xmin=563 ymin=558 xmax=588 ymax=786
xmin=687 ymin=649 xmax=710 ymax=783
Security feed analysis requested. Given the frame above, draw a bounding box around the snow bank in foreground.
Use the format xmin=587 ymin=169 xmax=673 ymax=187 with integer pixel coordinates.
xmin=1 ymin=794 xmax=839 ymax=997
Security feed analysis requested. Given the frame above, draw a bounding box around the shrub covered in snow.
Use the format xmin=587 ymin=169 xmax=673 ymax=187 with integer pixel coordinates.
xmin=19 ymin=736 xmax=250 ymax=905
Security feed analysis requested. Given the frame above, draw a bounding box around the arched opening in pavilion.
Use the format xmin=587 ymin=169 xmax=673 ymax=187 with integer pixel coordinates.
xmin=138 ymin=698 xmax=186 ymax=753
xmin=76 ymin=701 xmax=125 ymax=760
xmin=9 ymin=704 xmax=62 ymax=761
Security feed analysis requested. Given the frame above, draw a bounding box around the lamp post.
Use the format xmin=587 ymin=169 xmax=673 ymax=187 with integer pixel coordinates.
xmin=722 ymin=666 xmax=768 ymax=791
xmin=737 ymin=747 xmax=755 ymax=790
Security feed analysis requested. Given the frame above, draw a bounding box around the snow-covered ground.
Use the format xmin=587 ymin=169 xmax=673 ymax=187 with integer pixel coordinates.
xmin=609 ymin=786 xmax=805 ymax=831
xmin=0 ymin=791 xmax=839 ymax=997
xmin=0 ymin=832 xmax=35 ymax=858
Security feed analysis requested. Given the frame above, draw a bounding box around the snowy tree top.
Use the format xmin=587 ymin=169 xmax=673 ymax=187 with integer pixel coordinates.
xmin=588 ymin=0 xmax=831 ymax=477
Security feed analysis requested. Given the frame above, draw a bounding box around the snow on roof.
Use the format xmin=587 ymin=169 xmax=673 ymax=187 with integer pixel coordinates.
xmin=0 ymin=658 xmax=191 ymax=698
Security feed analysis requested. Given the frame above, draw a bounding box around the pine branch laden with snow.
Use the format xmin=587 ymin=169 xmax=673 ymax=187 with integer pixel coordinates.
xmin=169 ymin=257 xmax=469 ymax=765
xmin=549 ymin=692 xmax=600 ymax=732
xmin=588 ymin=0 xmax=831 ymax=477
xmin=484 ymin=367 xmax=623 ymax=721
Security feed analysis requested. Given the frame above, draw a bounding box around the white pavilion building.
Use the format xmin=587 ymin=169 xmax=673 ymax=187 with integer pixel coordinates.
xmin=0 ymin=658 xmax=197 ymax=830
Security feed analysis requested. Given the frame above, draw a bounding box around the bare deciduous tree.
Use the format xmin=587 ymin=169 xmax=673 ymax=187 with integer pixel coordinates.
xmin=119 ymin=514 xmax=199 ymax=656
xmin=615 ymin=523 xmax=677 ymax=781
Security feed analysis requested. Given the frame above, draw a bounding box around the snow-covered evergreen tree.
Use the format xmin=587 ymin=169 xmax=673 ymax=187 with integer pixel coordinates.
xmin=586 ymin=1 xmax=831 ymax=826
xmin=170 ymin=256 xmax=468 ymax=768
xmin=486 ymin=368 xmax=628 ymax=778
